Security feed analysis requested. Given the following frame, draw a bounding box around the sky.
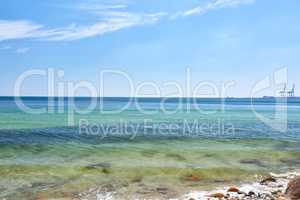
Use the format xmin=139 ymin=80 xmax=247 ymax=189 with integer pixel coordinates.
xmin=0 ymin=0 xmax=300 ymax=97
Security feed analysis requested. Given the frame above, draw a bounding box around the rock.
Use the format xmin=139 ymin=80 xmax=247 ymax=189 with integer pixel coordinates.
xmin=237 ymin=191 xmax=247 ymax=196
xmin=247 ymin=191 xmax=256 ymax=197
xmin=262 ymin=193 xmax=275 ymax=199
xmin=285 ymin=176 xmax=300 ymax=200
xmin=260 ymin=176 xmax=277 ymax=185
xmin=227 ymin=187 xmax=240 ymax=193
xmin=209 ymin=192 xmax=225 ymax=199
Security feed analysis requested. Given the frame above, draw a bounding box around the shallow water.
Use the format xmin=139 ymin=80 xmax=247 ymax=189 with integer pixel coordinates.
xmin=0 ymin=97 xmax=300 ymax=199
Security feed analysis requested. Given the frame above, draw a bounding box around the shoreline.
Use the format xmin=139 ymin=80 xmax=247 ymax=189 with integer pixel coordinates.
xmin=184 ymin=172 xmax=299 ymax=200
xmin=77 ymin=171 xmax=300 ymax=200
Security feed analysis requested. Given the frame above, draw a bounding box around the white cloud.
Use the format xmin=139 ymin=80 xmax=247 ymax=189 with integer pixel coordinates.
xmin=0 ymin=20 xmax=44 ymax=41
xmin=0 ymin=0 xmax=254 ymax=42
xmin=76 ymin=3 xmax=128 ymax=11
xmin=0 ymin=10 xmax=167 ymax=42
xmin=173 ymin=0 xmax=255 ymax=18
xmin=47 ymin=12 xmax=167 ymax=41
xmin=16 ymin=47 xmax=30 ymax=54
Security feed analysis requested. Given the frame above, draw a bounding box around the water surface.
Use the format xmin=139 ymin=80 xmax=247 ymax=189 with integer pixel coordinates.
xmin=0 ymin=97 xmax=300 ymax=199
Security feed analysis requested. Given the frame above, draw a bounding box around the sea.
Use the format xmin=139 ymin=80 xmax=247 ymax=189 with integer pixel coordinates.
xmin=0 ymin=97 xmax=300 ymax=199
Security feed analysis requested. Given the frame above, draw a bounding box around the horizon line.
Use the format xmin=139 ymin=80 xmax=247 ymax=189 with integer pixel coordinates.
xmin=0 ymin=96 xmax=298 ymax=99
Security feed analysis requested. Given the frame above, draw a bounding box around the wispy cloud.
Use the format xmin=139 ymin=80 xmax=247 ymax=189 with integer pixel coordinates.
xmin=46 ymin=12 xmax=167 ymax=41
xmin=0 ymin=11 xmax=166 ymax=42
xmin=0 ymin=0 xmax=255 ymax=42
xmin=0 ymin=0 xmax=166 ymax=42
xmin=0 ymin=20 xmax=44 ymax=41
xmin=76 ymin=3 xmax=128 ymax=11
xmin=173 ymin=0 xmax=255 ymax=18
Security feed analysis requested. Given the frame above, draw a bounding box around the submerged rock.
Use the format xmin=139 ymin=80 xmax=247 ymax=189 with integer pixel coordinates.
xmin=31 ymin=182 xmax=54 ymax=188
xmin=213 ymin=179 xmax=227 ymax=184
xmin=239 ymin=159 xmax=265 ymax=167
xmin=183 ymin=174 xmax=201 ymax=182
xmin=131 ymin=176 xmax=143 ymax=183
xmin=101 ymin=168 xmax=111 ymax=174
xmin=85 ymin=162 xmax=111 ymax=170
xmin=285 ymin=176 xmax=300 ymax=200
xmin=165 ymin=153 xmax=187 ymax=161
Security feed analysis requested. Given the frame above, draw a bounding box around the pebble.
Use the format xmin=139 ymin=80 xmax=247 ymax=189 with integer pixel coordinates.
xmin=77 ymin=172 xmax=300 ymax=200
xmin=184 ymin=172 xmax=300 ymax=200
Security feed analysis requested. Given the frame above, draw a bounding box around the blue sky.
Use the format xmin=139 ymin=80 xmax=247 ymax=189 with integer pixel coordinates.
xmin=0 ymin=0 xmax=300 ymax=97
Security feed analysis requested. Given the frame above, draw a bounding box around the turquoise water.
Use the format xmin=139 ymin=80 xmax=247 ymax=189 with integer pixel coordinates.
xmin=0 ymin=97 xmax=300 ymax=199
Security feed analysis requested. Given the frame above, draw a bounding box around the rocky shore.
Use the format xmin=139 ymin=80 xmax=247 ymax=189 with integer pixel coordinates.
xmin=75 ymin=172 xmax=300 ymax=200
xmin=184 ymin=172 xmax=300 ymax=200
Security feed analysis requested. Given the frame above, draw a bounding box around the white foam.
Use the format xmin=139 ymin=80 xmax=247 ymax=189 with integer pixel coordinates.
xmin=96 ymin=192 xmax=114 ymax=200
xmin=83 ymin=171 xmax=300 ymax=200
